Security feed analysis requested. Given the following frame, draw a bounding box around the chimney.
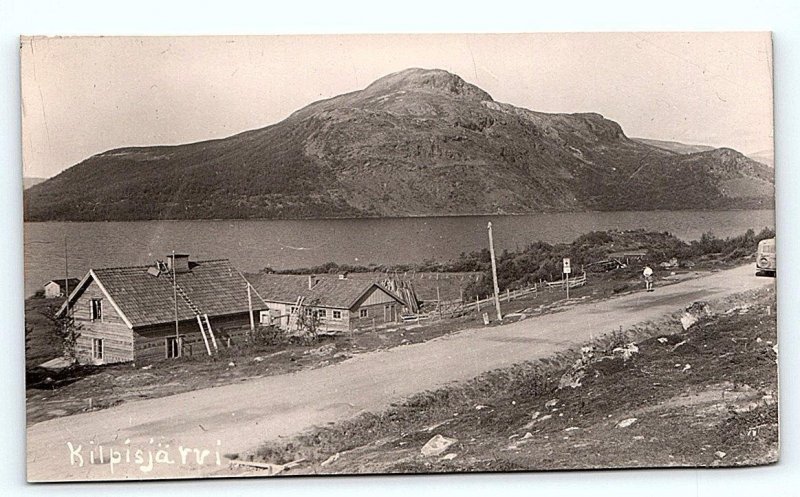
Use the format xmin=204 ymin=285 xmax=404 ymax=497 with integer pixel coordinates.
xmin=308 ymin=274 xmax=317 ymax=289
xmin=167 ymin=253 xmax=191 ymax=274
xmin=339 ymin=272 xmax=348 ymax=280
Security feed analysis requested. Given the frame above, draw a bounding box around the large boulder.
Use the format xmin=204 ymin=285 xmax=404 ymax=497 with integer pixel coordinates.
xmin=681 ymin=301 xmax=713 ymax=330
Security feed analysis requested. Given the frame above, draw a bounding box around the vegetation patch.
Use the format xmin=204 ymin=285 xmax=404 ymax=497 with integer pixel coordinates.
xmin=244 ymin=287 xmax=777 ymax=474
xmin=253 ymin=228 xmax=774 ymax=301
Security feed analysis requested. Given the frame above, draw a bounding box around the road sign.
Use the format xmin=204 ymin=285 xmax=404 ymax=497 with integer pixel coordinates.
xmin=563 ymin=258 xmax=571 ymax=274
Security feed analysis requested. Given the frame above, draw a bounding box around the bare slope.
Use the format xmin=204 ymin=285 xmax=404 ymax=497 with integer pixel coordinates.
xmin=747 ymin=149 xmax=775 ymax=168
xmin=24 ymin=68 xmax=774 ymax=221
xmin=23 ymin=177 xmax=46 ymax=190
xmin=632 ymin=137 xmax=715 ymax=155
xmin=255 ymin=288 xmax=776 ymax=473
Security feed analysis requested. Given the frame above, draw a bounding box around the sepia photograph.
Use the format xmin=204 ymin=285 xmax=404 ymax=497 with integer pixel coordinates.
xmin=20 ymin=32 xmax=776 ymax=482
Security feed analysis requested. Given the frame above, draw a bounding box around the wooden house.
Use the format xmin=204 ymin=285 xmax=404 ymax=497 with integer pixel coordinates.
xmin=44 ymin=278 xmax=80 ymax=299
xmin=248 ymin=274 xmax=407 ymax=333
xmin=56 ymin=255 xmax=269 ymax=365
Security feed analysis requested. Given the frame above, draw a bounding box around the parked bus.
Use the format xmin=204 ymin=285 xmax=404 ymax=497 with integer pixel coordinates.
xmin=756 ymin=238 xmax=776 ymax=276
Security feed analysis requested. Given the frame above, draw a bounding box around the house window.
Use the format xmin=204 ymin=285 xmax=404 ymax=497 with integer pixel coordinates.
xmin=305 ymin=308 xmax=314 ymax=317
xmin=332 ymin=310 xmax=342 ymax=320
xmin=316 ymin=309 xmax=327 ymax=319
xmin=90 ymin=298 xmax=103 ymax=321
xmin=359 ymin=308 xmax=368 ymax=318
xmin=166 ymin=336 xmax=182 ymax=359
xmin=91 ymin=338 xmax=104 ymax=360
xmin=259 ymin=311 xmax=271 ymax=325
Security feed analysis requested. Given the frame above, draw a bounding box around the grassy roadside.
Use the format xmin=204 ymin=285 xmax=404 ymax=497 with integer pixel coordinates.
xmin=25 ymin=260 xmax=723 ymax=426
xmin=243 ymin=286 xmax=777 ymax=474
xmin=25 ymin=258 xmax=745 ymax=426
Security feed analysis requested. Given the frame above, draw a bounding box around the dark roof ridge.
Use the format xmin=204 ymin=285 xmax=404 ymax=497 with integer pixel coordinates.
xmin=93 ymin=258 xmax=232 ymax=271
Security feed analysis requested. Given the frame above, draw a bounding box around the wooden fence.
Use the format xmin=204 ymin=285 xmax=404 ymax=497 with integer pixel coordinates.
xmin=402 ymin=272 xmax=589 ymax=322
xmin=542 ymin=271 xmax=587 ymax=290
xmin=458 ymin=284 xmax=540 ymax=314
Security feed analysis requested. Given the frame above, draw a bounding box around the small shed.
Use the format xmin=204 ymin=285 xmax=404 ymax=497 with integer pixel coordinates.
xmin=44 ymin=278 xmax=80 ymax=299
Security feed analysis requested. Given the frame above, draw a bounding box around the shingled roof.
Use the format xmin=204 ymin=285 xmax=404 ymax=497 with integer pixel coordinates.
xmin=249 ymin=274 xmax=405 ymax=310
xmin=58 ymin=259 xmax=268 ymax=328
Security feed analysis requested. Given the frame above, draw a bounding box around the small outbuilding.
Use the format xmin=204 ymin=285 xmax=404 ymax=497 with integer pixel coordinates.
xmin=44 ymin=278 xmax=80 ymax=299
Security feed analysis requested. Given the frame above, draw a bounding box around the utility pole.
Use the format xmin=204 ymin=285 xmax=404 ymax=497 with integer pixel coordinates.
xmin=487 ymin=222 xmax=502 ymax=322
xmin=247 ymin=282 xmax=255 ymax=331
xmin=172 ymin=250 xmax=179 ymax=349
xmin=63 ymin=235 xmax=70 ymax=314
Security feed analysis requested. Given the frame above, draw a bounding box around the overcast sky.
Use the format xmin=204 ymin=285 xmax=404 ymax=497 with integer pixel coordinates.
xmin=20 ymin=32 xmax=773 ymax=179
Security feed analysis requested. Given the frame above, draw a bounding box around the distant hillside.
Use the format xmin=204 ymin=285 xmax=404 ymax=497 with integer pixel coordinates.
xmin=24 ymin=68 xmax=774 ymax=222
xmin=632 ymin=137 xmax=715 ymax=155
xmin=635 ymin=137 xmax=774 ymax=169
xmin=23 ymin=177 xmax=46 ymax=190
xmin=747 ymin=149 xmax=774 ymax=168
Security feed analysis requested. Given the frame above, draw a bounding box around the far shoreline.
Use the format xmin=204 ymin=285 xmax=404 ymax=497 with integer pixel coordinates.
xmin=22 ymin=207 xmax=776 ymax=225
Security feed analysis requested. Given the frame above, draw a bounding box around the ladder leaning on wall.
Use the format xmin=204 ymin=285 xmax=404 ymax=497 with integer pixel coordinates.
xmin=175 ymin=284 xmax=219 ymax=356
xmin=286 ymin=295 xmax=305 ymax=332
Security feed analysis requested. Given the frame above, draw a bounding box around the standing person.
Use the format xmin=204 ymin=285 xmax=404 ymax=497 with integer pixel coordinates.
xmin=643 ymin=265 xmax=654 ymax=292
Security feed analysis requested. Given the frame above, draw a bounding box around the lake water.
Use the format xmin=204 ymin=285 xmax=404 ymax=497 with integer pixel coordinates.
xmin=24 ymin=210 xmax=774 ymax=297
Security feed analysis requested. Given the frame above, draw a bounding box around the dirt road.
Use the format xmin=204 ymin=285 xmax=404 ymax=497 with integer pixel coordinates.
xmin=26 ymin=264 xmax=774 ymax=481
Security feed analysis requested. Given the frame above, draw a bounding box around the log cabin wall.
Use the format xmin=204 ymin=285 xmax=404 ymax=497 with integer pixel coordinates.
xmin=347 ymin=286 xmax=402 ymax=331
xmin=264 ymin=302 xmax=352 ymax=333
xmin=71 ymin=280 xmax=133 ymax=364
xmin=315 ymin=307 xmax=351 ymax=333
xmin=74 ymin=320 xmax=133 ymax=364
xmin=348 ymin=302 xmax=400 ymax=331
xmin=133 ymin=312 xmax=254 ymax=363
